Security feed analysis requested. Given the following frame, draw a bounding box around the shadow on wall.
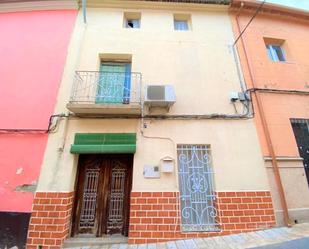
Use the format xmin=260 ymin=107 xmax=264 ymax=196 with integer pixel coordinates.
xmin=0 ymin=212 xmax=31 ymax=249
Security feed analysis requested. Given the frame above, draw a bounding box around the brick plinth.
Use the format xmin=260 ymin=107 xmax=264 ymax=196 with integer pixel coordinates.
xmin=26 ymin=192 xmax=74 ymax=249
xmin=128 ymin=191 xmax=276 ymax=244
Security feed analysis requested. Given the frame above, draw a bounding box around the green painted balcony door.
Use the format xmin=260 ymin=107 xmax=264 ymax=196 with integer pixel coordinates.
xmin=96 ymin=62 xmax=131 ymax=104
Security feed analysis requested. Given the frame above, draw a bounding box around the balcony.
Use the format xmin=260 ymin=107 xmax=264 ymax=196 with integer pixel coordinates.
xmin=67 ymin=71 xmax=142 ymax=116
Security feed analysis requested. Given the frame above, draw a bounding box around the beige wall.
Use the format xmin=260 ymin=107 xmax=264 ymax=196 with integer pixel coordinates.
xmin=38 ymin=118 xmax=269 ymax=192
xmin=37 ymin=4 xmax=270 ymax=194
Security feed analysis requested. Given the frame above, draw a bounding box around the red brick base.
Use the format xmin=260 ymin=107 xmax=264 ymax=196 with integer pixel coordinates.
xmin=26 ymin=192 xmax=74 ymax=249
xmin=26 ymin=190 xmax=276 ymax=247
xmin=128 ymin=191 xmax=276 ymax=244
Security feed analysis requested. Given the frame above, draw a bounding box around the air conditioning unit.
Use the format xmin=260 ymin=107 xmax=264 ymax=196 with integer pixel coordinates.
xmin=144 ymin=85 xmax=176 ymax=109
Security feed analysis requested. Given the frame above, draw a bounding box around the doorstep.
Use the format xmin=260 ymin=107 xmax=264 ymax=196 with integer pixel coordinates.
xmin=62 ymin=234 xmax=128 ymax=248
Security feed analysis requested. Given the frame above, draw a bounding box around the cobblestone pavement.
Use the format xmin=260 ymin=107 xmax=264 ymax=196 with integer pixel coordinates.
xmin=63 ymin=223 xmax=309 ymax=249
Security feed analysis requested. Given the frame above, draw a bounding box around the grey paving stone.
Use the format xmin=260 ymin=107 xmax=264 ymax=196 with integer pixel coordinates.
xmin=184 ymin=239 xmax=198 ymax=249
xmin=147 ymin=244 xmax=157 ymax=249
xmin=110 ymin=245 xmax=120 ymax=249
xmin=193 ymin=238 xmax=208 ymax=248
xmin=263 ymin=229 xmax=287 ymax=242
xmin=221 ymin=235 xmax=242 ymax=249
xmin=137 ymin=244 xmax=147 ymax=249
xmin=166 ymin=242 xmax=178 ymax=249
xmin=175 ymin=240 xmax=187 ymax=249
xmin=239 ymin=233 xmax=260 ymax=248
xmin=212 ymin=236 xmax=233 ymax=249
xmin=156 ymin=243 xmax=167 ymax=249
xmin=202 ymin=237 xmax=218 ymax=248
xmin=247 ymin=232 xmax=265 ymax=241
xmin=229 ymin=234 xmax=247 ymax=244
xmin=127 ymin=245 xmax=138 ymax=249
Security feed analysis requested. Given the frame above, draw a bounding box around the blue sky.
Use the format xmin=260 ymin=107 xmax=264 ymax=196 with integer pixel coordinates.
xmin=260 ymin=0 xmax=309 ymax=11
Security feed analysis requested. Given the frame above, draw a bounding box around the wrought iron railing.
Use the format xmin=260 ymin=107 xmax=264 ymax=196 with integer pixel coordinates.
xmin=70 ymin=71 xmax=142 ymax=104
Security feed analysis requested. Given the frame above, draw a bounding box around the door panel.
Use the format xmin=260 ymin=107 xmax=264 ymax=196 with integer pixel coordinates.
xmin=72 ymin=155 xmax=103 ymax=236
xmin=106 ymin=159 xmax=128 ymax=234
xmin=291 ymin=120 xmax=309 ymax=185
xmin=79 ymin=167 xmax=100 ymax=232
xmin=96 ymin=63 xmax=131 ymax=104
xmin=72 ymin=154 xmax=132 ymax=237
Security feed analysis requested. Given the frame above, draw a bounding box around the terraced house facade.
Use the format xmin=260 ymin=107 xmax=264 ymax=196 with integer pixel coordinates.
xmin=26 ymin=0 xmax=277 ymax=248
xmin=2 ymin=0 xmax=308 ymax=248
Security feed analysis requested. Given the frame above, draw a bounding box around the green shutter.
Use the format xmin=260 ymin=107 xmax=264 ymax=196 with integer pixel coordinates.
xmin=71 ymin=133 xmax=136 ymax=154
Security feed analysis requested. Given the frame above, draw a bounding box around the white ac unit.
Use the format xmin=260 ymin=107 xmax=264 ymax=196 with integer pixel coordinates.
xmin=144 ymin=85 xmax=176 ymax=108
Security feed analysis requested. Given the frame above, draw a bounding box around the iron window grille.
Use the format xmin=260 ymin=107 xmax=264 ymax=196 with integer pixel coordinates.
xmin=177 ymin=144 xmax=220 ymax=232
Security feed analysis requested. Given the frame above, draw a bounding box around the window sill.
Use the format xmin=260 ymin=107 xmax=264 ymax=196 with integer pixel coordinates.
xmin=269 ymin=60 xmax=296 ymax=65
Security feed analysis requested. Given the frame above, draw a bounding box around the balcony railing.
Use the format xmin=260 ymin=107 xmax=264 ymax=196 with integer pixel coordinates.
xmin=70 ymin=71 xmax=142 ymax=105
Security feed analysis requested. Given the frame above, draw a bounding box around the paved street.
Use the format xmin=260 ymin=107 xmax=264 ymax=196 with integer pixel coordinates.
xmin=63 ymin=223 xmax=309 ymax=249
xmin=252 ymin=237 xmax=309 ymax=249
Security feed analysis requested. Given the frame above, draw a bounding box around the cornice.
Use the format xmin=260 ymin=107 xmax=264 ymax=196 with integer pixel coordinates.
xmin=81 ymin=0 xmax=228 ymax=11
xmin=0 ymin=0 xmax=78 ymax=13
xmin=230 ymin=0 xmax=309 ymax=21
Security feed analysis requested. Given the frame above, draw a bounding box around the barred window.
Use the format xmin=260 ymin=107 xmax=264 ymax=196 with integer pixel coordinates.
xmin=177 ymin=144 xmax=219 ymax=232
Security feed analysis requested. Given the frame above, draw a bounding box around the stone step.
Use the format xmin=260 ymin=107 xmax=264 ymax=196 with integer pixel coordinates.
xmin=62 ymin=235 xmax=128 ymax=248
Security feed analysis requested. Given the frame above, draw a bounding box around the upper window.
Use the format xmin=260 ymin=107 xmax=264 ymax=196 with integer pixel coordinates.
xmin=266 ymin=45 xmax=286 ymax=62
xmin=174 ymin=14 xmax=191 ymax=31
xmin=264 ymin=38 xmax=286 ymax=62
xmin=124 ymin=12 xmax=141 ymax=29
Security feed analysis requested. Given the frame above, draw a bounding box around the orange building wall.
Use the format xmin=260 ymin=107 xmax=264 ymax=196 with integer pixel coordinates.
xmin=230 ymin=4 xmax=309 ymax=225
xmin=231 ymin=10 xmax=309 ymax=157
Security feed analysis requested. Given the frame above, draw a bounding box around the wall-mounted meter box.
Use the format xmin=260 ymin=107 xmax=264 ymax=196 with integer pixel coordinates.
xmin=161 ymin=156 xmax=174 ymax=173
xmin=143 ymin=165 xmax=160 ymax=178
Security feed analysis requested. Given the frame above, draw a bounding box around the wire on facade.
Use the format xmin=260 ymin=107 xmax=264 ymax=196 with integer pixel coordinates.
xmin=233 ymin=0 xmax=266 ymax=46
xmin=246 ymin=88 xmax=309 ymax=95
xmin=0 ymin=114 xmax=68 ymax=134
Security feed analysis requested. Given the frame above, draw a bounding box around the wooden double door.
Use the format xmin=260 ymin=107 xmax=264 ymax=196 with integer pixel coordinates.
xmin=72 ymin=154 xmax=133 ymax=237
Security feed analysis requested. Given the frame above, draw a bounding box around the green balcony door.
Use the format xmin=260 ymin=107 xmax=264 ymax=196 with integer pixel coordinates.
xmin=96 ymin=62 xmax=131 ymax=104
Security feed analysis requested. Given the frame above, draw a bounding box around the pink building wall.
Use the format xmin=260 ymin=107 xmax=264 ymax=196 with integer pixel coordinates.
xmin=0 ymin=10 xmax=77 ymax=212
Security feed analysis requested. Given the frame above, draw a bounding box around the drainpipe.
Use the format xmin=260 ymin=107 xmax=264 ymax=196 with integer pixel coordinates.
xmin=234 ymin=2 xmax=292 ymax=227
xmin=82 ymin=0 xmax=87 ymax=23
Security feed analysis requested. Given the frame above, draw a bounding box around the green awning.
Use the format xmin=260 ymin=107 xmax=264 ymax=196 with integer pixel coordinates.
xmin=71 ymin=133 xmax=136 ymax=154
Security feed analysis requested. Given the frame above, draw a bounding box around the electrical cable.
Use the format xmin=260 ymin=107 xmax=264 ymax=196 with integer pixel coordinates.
xmin=0 ymin=114 xmax=68 ymax=134
xmin=246 ymin=87 xmax=309 ymax=95
xmin=233 ymin=0 xmax=266 ymax=46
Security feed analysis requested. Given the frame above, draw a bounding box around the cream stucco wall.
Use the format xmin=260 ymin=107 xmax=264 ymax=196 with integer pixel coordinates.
xmin=37 ymin=3 xmax=270 ymax=194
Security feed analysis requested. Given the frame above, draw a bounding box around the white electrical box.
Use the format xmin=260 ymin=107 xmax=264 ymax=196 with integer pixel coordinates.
xmin=143 ymin=165 xmax=160 ymax=178
xmin=229 ymin=92 xmax=239 ymax=102
xmin=161 ymin=157 xmax=174 ymax=173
